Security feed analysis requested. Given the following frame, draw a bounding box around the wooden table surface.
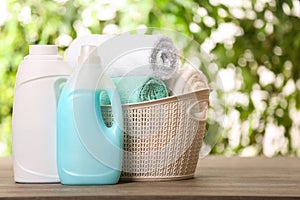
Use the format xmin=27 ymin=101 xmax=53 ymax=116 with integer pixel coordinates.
xmin=0 ymin=156 xmax=299 ymax=200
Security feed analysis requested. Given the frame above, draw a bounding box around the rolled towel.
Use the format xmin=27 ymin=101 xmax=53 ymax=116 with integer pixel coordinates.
xmin=167 ymin=66 xmax=208 ymax=96
xmin=101 ymin=76 xmax=169 ymax=105
xmin=150 ymin=37 xmax=179 ymax=80
xmin=95 ymin=34 xmax=179 ymax=80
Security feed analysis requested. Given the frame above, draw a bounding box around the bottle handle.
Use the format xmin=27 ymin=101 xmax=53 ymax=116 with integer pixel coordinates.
xmin=186 ymin=100 xmax=209 ymax=121
xmin=185 ymin=91 xmax=220 ymax=159
xmin=96 ymin=89 xmax=123 ymax=146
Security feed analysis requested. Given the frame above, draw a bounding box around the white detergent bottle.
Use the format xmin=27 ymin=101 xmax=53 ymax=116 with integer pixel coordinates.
xmin=12 ymin=45 xmax=72 ymax=183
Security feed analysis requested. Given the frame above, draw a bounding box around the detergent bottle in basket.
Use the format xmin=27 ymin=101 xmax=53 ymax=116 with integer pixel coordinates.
xmin=12 ymin=45 xmax=72 ymax=183
xmin=56 ymin=45 xmax=123 ymax=185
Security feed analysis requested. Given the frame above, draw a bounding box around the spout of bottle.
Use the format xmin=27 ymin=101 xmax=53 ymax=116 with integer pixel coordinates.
xmin=77 ymin=45 xmax=115 ymax=89
xmin=78 ymin=45 xmax=101 ymax=65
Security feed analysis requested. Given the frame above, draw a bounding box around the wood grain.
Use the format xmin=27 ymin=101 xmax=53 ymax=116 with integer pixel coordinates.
xmin=1 ymin=156 xmax=300 ymax=200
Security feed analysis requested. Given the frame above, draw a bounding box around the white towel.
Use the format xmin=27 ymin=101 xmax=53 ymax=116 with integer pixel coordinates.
xmin=167 ymin=65 xmax=208 ymax=96
xmin=100 ymin=35 xmax=179 ymax=79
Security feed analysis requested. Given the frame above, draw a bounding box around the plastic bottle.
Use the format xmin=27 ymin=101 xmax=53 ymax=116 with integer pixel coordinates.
xmin=56 ymin=45 xmax=123 ymax=185
xmin=12 ymin=45 xmax=72 ymax=183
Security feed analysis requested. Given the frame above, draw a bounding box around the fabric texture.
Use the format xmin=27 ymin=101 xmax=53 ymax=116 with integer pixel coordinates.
xmin=101 ymin=76 xmax=169 ymax=105
xmin=167 ymin=66 xmax=209 ymax=96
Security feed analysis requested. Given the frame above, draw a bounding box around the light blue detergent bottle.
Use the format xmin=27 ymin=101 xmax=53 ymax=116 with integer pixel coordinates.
xmin=57 ymin=45 xmax=123 ymax=185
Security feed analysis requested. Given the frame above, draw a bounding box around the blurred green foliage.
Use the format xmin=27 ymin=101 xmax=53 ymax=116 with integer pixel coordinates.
xmin=0 ymin=0 xmax=300 ymax=156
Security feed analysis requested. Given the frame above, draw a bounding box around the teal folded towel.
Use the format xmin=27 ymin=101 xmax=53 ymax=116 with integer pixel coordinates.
xmin=101 ymin=76 xmax=169 ymax=105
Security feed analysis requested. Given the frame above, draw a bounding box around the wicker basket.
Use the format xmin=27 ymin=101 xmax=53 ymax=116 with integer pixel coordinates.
xmin=102 ymin=89 xmax=210 ymax=181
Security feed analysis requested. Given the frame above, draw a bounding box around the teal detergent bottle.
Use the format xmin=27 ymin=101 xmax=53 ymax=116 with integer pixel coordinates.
xmin=57 ymin=45 xmax=123 ymax=185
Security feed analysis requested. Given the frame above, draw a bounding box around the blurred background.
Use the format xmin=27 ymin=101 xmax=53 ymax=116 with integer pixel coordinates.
xmin=0 ymin=0 xmax=300 ymax=157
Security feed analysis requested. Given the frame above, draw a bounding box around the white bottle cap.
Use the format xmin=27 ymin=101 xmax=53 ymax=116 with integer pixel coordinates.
xmin=29 ymin=45 xmax=58 ymax=55
xmin=78 ymin=45 xmax=101 ymax=64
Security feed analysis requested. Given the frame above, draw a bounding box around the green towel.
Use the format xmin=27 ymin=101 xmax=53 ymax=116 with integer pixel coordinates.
xmin=101 ymin=76 xmax=168 ymax=105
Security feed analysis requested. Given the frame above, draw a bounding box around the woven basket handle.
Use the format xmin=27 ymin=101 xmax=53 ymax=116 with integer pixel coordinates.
xmin=187 ymin=100 xmax=208 ymax=122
